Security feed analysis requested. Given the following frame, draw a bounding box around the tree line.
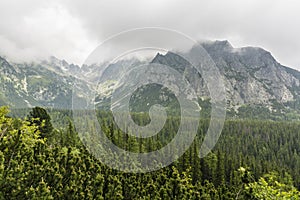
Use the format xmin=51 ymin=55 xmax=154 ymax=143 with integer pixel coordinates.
xmin=0 ymin=106 xmax=299 ymax=199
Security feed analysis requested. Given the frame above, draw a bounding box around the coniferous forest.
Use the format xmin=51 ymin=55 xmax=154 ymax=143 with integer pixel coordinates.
xmin=1 ymin=106 xmax=300 ymax=199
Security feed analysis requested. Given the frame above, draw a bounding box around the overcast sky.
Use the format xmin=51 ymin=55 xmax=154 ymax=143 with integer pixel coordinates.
xmin=0 ymin=0 xmax=300 ymax=70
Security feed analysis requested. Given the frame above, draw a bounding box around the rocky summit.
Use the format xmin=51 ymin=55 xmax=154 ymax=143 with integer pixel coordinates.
xmin=1 ymin=40 xmax=300 ymax=119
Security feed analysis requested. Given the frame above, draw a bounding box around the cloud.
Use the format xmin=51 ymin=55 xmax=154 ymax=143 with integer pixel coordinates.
xmin=0 ymin=0 xmax=300 ymax=69
xmin=0 ymin=0 xmax=95 ymax=65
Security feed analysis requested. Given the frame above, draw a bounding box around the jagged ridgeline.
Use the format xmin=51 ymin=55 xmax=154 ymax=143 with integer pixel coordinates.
xmin=1 ymin=40 xmax=300 ymax=120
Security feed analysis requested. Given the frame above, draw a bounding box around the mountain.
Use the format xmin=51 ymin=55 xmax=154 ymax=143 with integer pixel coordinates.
xmin=1 ymin=41 xmax=300 ymax=119
xmin=0 ymin=56 xmax=85 ymax=109
xmin=150 ymin=41 xmax=300 ymax=118
xmin=202 ymin=41 xmax=300 ymax=105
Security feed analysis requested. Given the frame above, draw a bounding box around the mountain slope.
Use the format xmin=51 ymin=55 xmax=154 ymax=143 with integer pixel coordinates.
xmin=1 ymin=41 xmax=300 ymax=119
xmin=149 ymin=41 xmax=300 ymax=118
xmin=0 ymin=56 xmax=83 ymax=109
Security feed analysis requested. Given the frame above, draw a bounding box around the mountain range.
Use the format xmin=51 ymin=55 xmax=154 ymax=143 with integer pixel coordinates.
xmin=1 ymin=40 xmax=300 ymax=119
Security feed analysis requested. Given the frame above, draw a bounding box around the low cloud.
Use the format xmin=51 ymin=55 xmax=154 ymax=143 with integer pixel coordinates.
xmin=0 ymin=0 xmax=299 ymax=69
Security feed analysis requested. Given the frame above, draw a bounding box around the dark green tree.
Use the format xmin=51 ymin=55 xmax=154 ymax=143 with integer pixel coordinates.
xmin=28 ymin=106 xmax=53 ymax=138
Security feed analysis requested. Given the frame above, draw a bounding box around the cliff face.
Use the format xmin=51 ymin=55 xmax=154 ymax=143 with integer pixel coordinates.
xmin=1 ymin=40 xmax=300 ymax=118
xmin=152 ymin=41 xmax=300 ymax=110
xmin=201 ymin=41 xmax=300 ymax=106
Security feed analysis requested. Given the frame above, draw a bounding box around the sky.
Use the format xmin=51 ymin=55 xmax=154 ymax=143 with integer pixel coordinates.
xmin=0 ymin=0 xmax=300 ymax=70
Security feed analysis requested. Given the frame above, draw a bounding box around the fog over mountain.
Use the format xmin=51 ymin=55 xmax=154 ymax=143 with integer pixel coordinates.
xmin=1 ymin=40 xmax=300 ymax=119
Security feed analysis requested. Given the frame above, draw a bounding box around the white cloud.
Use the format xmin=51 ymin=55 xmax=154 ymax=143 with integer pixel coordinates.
xmin=0 ymin=1 xmax=95 ymax=65
xmin=0 ymin=0 xmax=300 ymax=69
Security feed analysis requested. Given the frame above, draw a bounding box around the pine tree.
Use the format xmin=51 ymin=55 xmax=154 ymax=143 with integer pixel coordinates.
xmin=28 ymin=106 xmax=53 ymax=138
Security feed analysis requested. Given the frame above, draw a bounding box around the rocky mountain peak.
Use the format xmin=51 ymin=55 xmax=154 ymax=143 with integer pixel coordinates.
xmin=201 ymin=40 xmax=233 ymax=53
xmin=149 ymin=40 xmax=300 ymax=111
xmin=1 ymin=40 xmax=300 ymax=119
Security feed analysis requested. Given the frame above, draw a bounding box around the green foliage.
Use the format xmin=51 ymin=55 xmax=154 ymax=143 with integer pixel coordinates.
xmin=28 ymin=106 xmax=53 ymax=138
xmin=0 ymin=106 xmax=46 ymax=199
xmin=245 ymin=172 xmax=300 ymax=199
xmin=1 ymin=106 xmax=300 ymax=199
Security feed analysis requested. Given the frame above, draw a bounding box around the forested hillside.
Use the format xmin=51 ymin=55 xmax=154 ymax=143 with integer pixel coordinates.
xmin=1 ymin=106 xmax=299 ymax=199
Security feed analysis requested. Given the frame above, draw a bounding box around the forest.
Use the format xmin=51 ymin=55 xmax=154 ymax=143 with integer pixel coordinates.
xmin=1 ymin=106 xmax=300 ymax=199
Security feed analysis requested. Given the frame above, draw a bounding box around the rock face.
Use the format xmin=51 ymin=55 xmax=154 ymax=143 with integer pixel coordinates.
xmin=202 ymin=41 xmax=300 ymax=108
xmin=0 ymin=40 xmax=300 ymax=117
xmin=150 ymin=41 xmax=300 ymax=111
